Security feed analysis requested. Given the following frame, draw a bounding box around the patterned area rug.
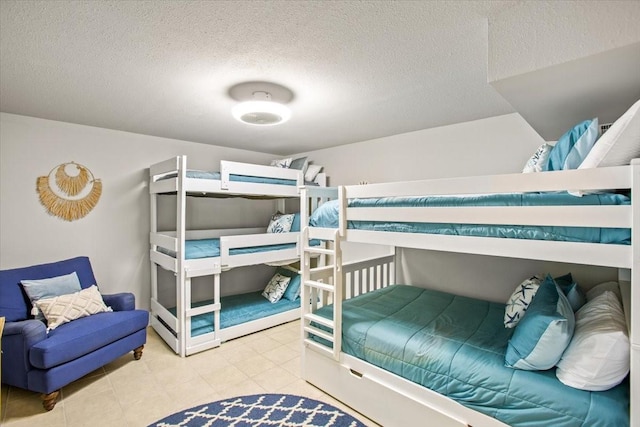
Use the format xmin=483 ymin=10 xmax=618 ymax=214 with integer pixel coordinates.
xmin=149 ymin=394 xmax=368 ymax=427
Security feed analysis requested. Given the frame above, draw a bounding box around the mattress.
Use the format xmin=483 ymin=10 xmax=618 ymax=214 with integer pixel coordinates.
xmin=309 ymin=192 xmax=631 ymax=244
xmin=313 ymin=285 xmax=629 ymax=427
xmin=170 ymin=291 xmax=300 ymax=337
xmin=158 ymin=238 xmax=299 ymax=260
xmin=161 ymin=170 xmax=318 ymax=186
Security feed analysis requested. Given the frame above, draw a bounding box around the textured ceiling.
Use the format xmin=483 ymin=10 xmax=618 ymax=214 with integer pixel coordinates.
xmin=1 ymin=1 xmax=530 ymax=154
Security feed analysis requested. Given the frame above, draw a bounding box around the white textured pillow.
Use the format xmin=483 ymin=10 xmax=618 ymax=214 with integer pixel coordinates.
xmin=556 ymin=291 xmax=629 ymax=391
xmin=578 ymin=99 xmax=640 ymax=169
xmin=262 ymin=273 xmax=291 ymax=303
xmin=504 ymin=276 xmax=541 ymax=328
xmin=522 ymin=143 xmax=553 ymax=173
xmin=36 ymin=285 xmax=112 ymax=331
xmin=305 ymin=164 xmax=323 ymax=182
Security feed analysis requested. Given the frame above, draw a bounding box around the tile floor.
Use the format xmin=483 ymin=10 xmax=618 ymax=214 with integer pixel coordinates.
xmin=1 ymin=320 xmax=378 ymax=426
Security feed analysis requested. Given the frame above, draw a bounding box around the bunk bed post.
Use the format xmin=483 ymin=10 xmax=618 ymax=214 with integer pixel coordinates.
xmin=631 ymin=158 xmax=639 ymax=427
xmin=150 ymin=179 xmax=158 ymax=319
xmin=176 ymin=155 xmax=187 ymax=357
xmin=333 ymin=229 xmax=343 ymax=361
xmin=338 ymin=186 xmax=347 ymax=237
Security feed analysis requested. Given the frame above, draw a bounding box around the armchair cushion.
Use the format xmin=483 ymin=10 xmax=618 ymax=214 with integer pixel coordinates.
xmin=29 ymin=309 xmax=148 ymax=369
xmin=102 ymin=293 xmax=135 ymax=312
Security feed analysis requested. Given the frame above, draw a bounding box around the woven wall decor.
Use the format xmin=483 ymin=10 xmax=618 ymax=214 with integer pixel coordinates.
xmin=36 ymin=162 xmax=102 ymax=221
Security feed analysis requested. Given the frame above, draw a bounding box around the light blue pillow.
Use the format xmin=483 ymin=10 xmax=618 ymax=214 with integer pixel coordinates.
xmin=21 ymin=272 xmax=82 ymax=320
xmin=505 ymin=275 xmax=575 ymax=370
xmin=546 ymin=118 xmax=599 ymax=171
xmin=553 ymin=272 xmax=586 ymax=312
xmin=291 ymin=213 xmax=301 ymax=232
xmin=277 ymin=267 xmax=302 ymax=301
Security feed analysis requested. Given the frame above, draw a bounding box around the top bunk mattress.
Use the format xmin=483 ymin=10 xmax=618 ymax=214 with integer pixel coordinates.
xmin=309 ymin=192 xmax=631 ymax=244
xmin=162 ymin=170 xmax=318 ymax=186
xmin=313 ymin=285 xmax=629 ymax=427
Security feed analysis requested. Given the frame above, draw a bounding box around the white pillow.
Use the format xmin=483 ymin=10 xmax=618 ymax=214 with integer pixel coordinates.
xmin=522 ymin=143 xmax=553 ymax=173
xmin=504 ymin=276 xmax=541 ymax=328
xmin=305 ymin=164 xmax=324 ymax=182
xmin=556 ymin=291 xmax=629 ymax=391
xmin=586 ymin=281 xmax=622 ymax=303
xmin=262 ymin=273 xmax=291 ymax=303
xmin=578 ymin=99 xmax=640 ymax=169
xmin=36 ymin=285 xmax=113 ymax=331
xmin=266 ymin=212 xmax=295 ymax=233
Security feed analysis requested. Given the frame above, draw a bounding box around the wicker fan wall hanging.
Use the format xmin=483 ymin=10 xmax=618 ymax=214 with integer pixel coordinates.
xmin=37 ymin=162 xmax=102 ymax=221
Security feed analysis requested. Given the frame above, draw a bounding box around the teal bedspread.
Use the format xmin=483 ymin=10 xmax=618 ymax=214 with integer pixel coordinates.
xmin=158 ymin=238 xmax=299 ymax=260
xmin=169 ymin=291 xmax=300 ymax=337
xmin=313 ymin=285 xmax=629 ymax=427
xmin=309 ymin=192 xmax=631 ymax=244
xmin=160 ymin=170 xmax=318 ymax=186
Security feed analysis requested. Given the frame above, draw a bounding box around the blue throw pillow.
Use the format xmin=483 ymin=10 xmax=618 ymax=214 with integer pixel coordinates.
xmin=553 ymin=272 xmax=586 ymax=312
xmin=505 ymin=275 xmax=575 ymax=370
xmin=21 ymin=272 xmax=82 ymax=321
xmin=277 ymin=267 xmax=301 ymax=301
xmin=546 ymin=118 xmax=599 ymax=171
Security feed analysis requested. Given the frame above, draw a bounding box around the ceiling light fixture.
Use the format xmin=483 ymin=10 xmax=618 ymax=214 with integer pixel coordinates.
xmin=232 ymin=91 xmax=291 ymax=126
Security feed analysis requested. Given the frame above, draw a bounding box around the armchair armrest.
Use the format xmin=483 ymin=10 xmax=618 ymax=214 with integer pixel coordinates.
xmin=101 ymin=293 xmax=135 ymax=312
xmin=2 ymin=319 xmax=47 ymax=388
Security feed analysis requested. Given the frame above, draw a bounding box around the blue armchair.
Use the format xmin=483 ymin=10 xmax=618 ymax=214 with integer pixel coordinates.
xmin=0 ymin=256 xmax=148 ymax=410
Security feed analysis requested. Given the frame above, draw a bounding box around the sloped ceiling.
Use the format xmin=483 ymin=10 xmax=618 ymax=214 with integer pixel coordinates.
xmin=1 ymin=1 xmax=638 ymax=155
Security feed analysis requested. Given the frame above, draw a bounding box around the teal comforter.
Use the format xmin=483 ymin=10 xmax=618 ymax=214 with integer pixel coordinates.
xmin=314 ymin=285 xmax=629 ymax=426
xmin=309 ymin=192 xmax=631 ymax=244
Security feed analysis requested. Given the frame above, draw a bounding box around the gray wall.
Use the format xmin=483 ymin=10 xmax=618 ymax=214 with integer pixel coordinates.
xmin=0 ymin=113 xmax=280 ymax=309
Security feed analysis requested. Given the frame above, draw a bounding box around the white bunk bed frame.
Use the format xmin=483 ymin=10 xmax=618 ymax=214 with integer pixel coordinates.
xmin=300 ymin=160 xmax=638 ymax=427
xmin=149 ymin=155 xmax=326 ymax=356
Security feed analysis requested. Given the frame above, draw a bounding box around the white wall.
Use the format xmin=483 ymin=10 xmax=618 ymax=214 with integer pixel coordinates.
xmin=299 ymin=113 xmax=619 ymax=302
xmin=0 ymin=113 xmax=280 ymax=309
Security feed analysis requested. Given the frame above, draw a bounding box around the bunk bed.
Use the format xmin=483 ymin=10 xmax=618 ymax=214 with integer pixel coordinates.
xmin=299 ymin=160 xmax=638 ymax=427
xmin=149 ymin=155 xmax=326 ymax=356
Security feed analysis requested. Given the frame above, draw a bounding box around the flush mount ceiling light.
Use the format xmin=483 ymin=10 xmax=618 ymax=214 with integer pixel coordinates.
xmin=229 ymin=82 xmax=294 ymax=126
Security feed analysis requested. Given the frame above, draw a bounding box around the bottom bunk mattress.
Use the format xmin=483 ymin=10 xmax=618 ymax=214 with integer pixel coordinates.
xmin=169 ymin=290 xmax=300 ymax=337
xmin=313 ymin=285 xmax=629 ymax=427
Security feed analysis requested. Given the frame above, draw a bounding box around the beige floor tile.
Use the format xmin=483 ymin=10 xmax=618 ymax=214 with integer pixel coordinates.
xmin=262 ymin=344 xmax=299 ymax=364
xmin=242 ymin=335 xmax=282 ymax=353
xmin=214 ymin=379 xmax=267 ymax=400
xmin=275 ymin=379 xmax=325 ymax=399
xmin=148 ymin=359 xmax=200 ymax=387
xmin=6 ymin=386 xmax=43 ymax=402
xmin=122 ymin=392 xmax=178 ymax=426
xmin=111 ymin=374 xmax=169 ymax=411
xmin=217 ymin=344 xmax=260 ymax=365
xmin=2 ymin=395 xmax=66 ymax=426
xmin=201 ymin=364 xmax=250 ymax=392
xmin=165 ymin=376 xmax=216 ymax=408
xmin=63 ymin=388 xmax=123 ymax=425
xmin=269 ymin=328 xmax=300 ymax=344
xmin=61 ymin=373 xmax=112 ymax=402
xmin=232 ymin=353 xmax=277 ymax=377
xmin=251 ymin=366 xmax=298 ymax=392
xmin=184 ymin=349 xmax=231 ymax=376
xmin=280 ymin=355 xmax=303 ymax=377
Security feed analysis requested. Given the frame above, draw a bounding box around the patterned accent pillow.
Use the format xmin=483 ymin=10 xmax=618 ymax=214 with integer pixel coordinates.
xmin=504 ymin=276 xmax=542 ymax=328
xmin=270 ymin=158 xmax=292 ymax=168
xmin=36 ymin=285 xmax=113 ymax=331
xmin=522 ymin=143 xmax=553 ymax=173
xmin=262 ymin=273 xmax=291 ymax=303
xmin=267 ymin=212 xmax=295 ymax=233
